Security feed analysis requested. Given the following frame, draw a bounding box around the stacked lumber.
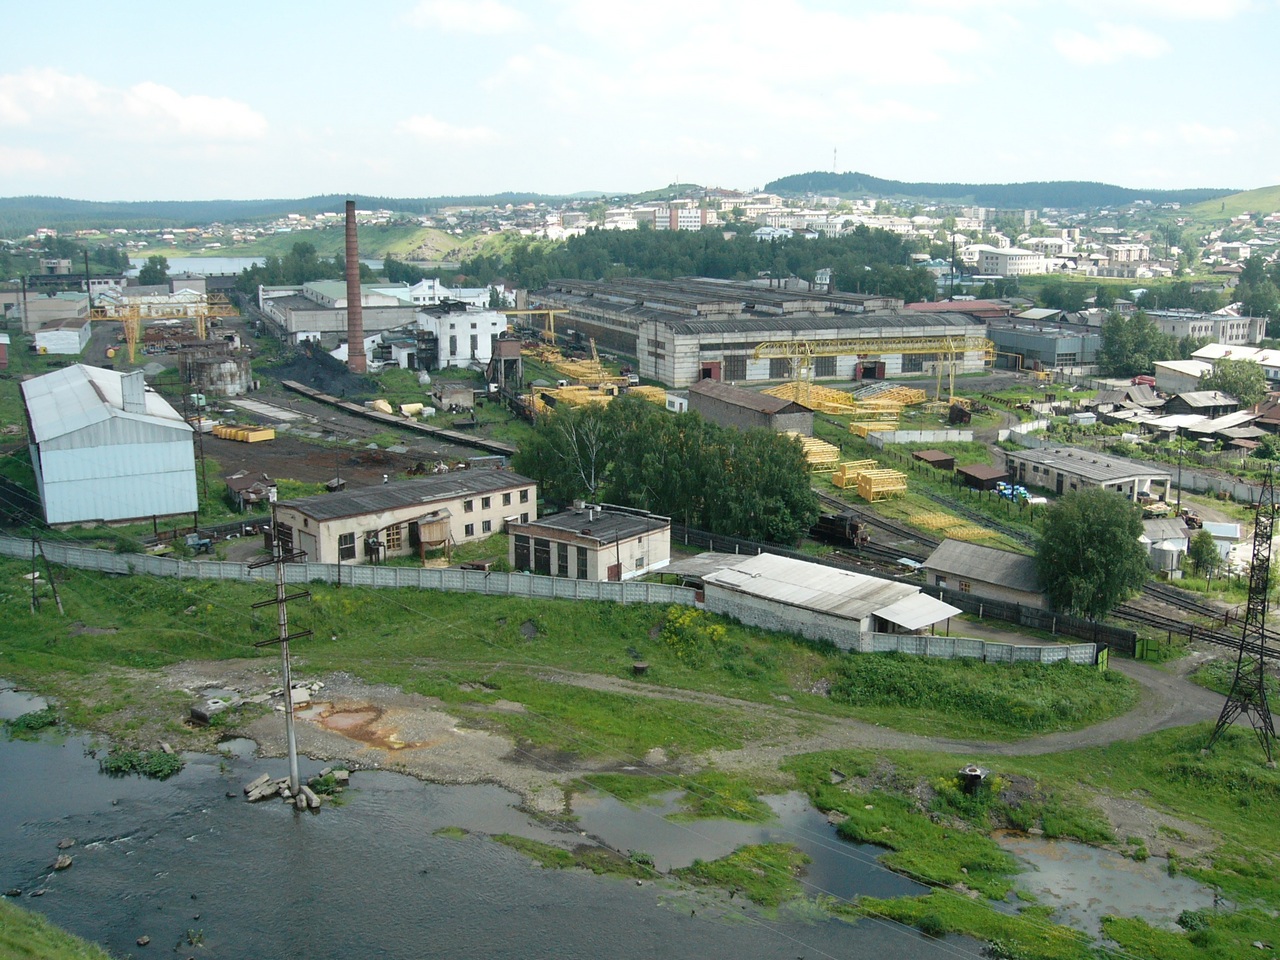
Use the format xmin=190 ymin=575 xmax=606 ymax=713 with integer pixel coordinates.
xmin=850 ymin=421 xmax=898 ymax=438
xmin=213 ymin=425 xmax=275 ymax=443
xmin=787 ymin=433 xmax=842 ymax=472
xmin=762 ymin=382 xmax=858 ymax=414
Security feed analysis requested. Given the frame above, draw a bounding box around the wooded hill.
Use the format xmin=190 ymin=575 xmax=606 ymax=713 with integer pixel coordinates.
xmin=764 ymin=171 xmax=1235 ymax=210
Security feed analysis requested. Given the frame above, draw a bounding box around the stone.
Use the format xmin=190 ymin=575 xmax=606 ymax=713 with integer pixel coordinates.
xmin=137 ymin=935 xmax=151 ymax=946
xmin=29 ymin=889 xmax=44 ymax=897
xmin=160 ymin=742 xmax=174 ymax=755
xmin=56 ymin=838 xmax=75 ymax=850
xmin=4 ymin=889 xmax=20 ymax=897
xmin=244 ymin=774 xmax=271 ymax=795
xmin=333 ymin=769 xmax=350 ymax=784
xmin=299 ymin=785 xmax=321 ymax=809
xmin=52 ymin=855 xmax=72 ymax=871
xmin=295 ymin=794 xmax=307 ymax=810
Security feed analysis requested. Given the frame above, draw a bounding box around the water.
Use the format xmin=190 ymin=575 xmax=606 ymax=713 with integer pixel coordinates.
xmin=0 ymin=684 xmax=969 ymax=960
xmin=999 ymin=833 xmax=1217 ymax=936
xmin=127 ymin=257 xmax=385 ymax=276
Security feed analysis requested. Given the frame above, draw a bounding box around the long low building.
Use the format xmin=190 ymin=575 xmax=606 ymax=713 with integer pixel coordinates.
xmin=1003 ymin=446 xmax=1171 ymax=500
xmin=534 ymin=277 xmax=988 ymax=387
xmin=274 ymin=471 xmax=536 ymax=564
xmin=702 ymin=553 xmax=961 ymax=650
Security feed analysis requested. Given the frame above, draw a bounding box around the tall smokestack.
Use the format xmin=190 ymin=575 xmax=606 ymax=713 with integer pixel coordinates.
xmin=345 ymin=200 xmax=367 ymax=374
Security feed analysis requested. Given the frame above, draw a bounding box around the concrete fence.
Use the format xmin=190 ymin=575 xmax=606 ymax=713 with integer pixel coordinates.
xmin=0 ymin=537 xmax=698 ymax=606
xmin=856 ymin=631 xmax=1097 ymax=665
xmin=867 ymin=429 xmax=973 ymax=447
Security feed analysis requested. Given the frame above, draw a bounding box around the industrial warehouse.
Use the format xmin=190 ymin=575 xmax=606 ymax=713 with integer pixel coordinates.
xmin=534 ymin=277 xmax=993 ymax=387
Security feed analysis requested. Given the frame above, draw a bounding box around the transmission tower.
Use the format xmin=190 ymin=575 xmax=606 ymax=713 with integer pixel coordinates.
xmin=1206 ymin=465 xmax=1277 ymax=765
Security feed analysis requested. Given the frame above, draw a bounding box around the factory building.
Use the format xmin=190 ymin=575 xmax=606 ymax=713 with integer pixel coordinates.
xmin=273 ymin=471 xmax=536 ymax=565
xmin=21 ymin=365 xmax=198 ymax=525
xmin=687 ymin=379 xmax=814 ymax=435
xmin=508 ymin=503 xmax=671 ymax=582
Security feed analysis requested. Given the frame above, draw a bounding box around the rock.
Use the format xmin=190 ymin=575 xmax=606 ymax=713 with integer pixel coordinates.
xmin=288 ymin=688 xmax=311 ymax=706
xmin=160 ymin=742 xmax=174 ymax=755
xmin=333 ymin=769 xmax=350 ymax=784
xmin=184 ymin=606 xmax=197 ymax=615
xmin=319 ymin=767 xmax=332 ymax=777
xmin=136 ymin=935 xmax=150 ymax=946
xmin=56 ymin=838 xmax=75 ymax=850
xmin=225 ymin=792 xmax=236 ymax=799
xmin=294 ymin=794 xmax=307 ymax=811
xmin=246 ymin=781 xmax=280 ymax=802
xmin=244 ymin=774 xmax=271 ymax=795
xmin=4 ymin=889 xmax=20 ymax=897
xmin=29 ymin=889 xmax=44 ymax=897
xmin=53 ymin=855 xmax=73 ymax=871
xmin=300 ymin=785 xmax=321 ymax=809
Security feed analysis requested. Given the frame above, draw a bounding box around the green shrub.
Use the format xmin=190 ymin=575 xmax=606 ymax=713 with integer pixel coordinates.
xmin=99 ymin=748 xmax=184 ymax=780
xmin=5 ymin=707 xmax=58 ymax=737
xmin=659 ymin=606 xmax=726 ymax=667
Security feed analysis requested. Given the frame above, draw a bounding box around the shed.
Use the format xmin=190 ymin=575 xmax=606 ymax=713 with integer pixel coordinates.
xmin=508 ymin=503 xmax=670 ymax=582
xmin=688 ymin=379 xmax=814 ymax=435
xmin=956 ymin=463 xmax=1008 ymax=491
xmin=224 ymin=470 xmax=277 ymax=512
xmin=921 ymin=540 xmax=1046 ymax=609
xmin=701 ymin=553 xmax=961 ymax=650
xmin=20 ymin=365 xmax=197 ymax=524
xmin=1202 ymin=521 xmax=1242 ymax=561
xmin=34 ymin=318 xmax=92 ymax=355
xmin=912 ymin=449 xmax=956 ymax=471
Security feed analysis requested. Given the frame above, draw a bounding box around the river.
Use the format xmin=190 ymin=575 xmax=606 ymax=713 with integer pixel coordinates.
xmin=1 ymin=682 xmax=976 ymax=960
xmin=127 ymin=257 xmax=385 ymax=276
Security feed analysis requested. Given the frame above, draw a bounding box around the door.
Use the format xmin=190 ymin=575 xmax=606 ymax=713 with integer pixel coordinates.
xmin=607 ymin=563 xmax=621 ymax=582
xmin=299 ymin=532 xmax=317 ymax=562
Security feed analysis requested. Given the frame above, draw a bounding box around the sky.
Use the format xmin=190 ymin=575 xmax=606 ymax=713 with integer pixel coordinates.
xmin=1 ymin=0 xmax=1276 ymax=202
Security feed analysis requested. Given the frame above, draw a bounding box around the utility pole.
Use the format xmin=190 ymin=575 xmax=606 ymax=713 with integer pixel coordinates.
xmin=249 ymin=504 xmax=311 ymax=796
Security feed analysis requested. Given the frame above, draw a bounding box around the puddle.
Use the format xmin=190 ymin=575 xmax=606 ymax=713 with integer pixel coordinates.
xmin=998 ymin=833 xmax=1216 ymax=936
xmin=0 ymin=686 xmax=48 ymax=721
xmin=216 ymin=737 xmax=258 ymax=759
xmin=572 ymin=789 xmax=925 ymax=901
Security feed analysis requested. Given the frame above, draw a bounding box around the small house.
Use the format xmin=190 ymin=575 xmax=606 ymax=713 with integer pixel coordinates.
xmin=225 ymin=471 xmax=277 ymax=512
xmin=922 ymin=540 xmax=1047 ymax=609
xmin=912 ymin=449 xmax=955 ymax=471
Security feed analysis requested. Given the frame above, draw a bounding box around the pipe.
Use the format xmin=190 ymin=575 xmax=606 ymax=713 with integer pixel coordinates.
xmin=345 ymin=201 xmax=366 ymax=374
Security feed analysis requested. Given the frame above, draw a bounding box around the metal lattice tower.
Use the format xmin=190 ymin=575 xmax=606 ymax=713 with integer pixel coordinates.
xmin=1206 ymin=465 xmax=1277 ymax=765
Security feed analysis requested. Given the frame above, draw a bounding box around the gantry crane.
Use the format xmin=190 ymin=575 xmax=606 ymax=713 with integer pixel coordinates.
xmin=752 ymin=335 xmax=995 ymax=404
xmin=498 ymin=308 xmax=570 ymax=344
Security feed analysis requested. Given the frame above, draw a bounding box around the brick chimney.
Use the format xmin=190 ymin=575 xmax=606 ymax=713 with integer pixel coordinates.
xmin=345 ymin=200 xmax=367 ymax=374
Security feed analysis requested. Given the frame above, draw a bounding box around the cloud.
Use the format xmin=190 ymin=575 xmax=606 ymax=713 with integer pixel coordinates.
xmin=403 ymin=0 xmax=526 ymax=32
xmin=1117 ymin=0 xmax=1251 ymax=19
xmin=1053 ymin=22 xmax=1169 ymax=65
xmin=0 ymin=145 xmax=65 ymax=175
xmin=396 ymin=114 xmax=499 ymax=144
xmin=0 ymin=69 xmax=266 ymax=141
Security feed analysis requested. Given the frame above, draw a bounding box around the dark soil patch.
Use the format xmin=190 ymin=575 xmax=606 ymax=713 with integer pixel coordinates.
xmin=519 ymin=619 xmax=540 ymax=640
xmin=263 ymin=344 xmax=378 ymax=398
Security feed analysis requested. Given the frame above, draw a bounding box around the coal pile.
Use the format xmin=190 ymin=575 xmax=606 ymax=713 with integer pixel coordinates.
xmin=264 ymin=345 xmax=377 ymax=399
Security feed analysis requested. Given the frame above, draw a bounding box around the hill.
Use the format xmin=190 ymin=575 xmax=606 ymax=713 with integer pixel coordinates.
xmin=182 ymin=225 xmax=465 ymax=261
xmin=763 ymin=171 xmax=1235 ymax=210
xmin=0 ymin=192 xmax=576 ymax=237
xmin=1185 ymin=184 xmax=1280 ymax=224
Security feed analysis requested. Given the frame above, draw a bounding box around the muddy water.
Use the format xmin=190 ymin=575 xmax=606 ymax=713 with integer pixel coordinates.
xmin=999 ymin=833 xmax=1217 ymax=935
xmin=0 ymin=681 xmax=972 ymax=960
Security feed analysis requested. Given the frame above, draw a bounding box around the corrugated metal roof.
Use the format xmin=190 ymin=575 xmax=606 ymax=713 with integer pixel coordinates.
xmin=21 ymin=364 xmax=190 ymax=445
xmin=922 ymin=539 xmax=1041 ymax=594
xmin=278 ymin=470 xmax=534 ymax=522
xmin=656 ymin=310 xmax=979 ymax=337
xmin=873 ymin=594 xmax=963 ymax=631
xmin=703 ymin=553 xmax=943 ymax=624
xmin=688 ymin=379 xmax=809 ymax=414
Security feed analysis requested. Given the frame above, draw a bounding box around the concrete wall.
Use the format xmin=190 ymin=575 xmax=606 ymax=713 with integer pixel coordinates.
xmin=705 ymin=583 xmax=865 ymax=647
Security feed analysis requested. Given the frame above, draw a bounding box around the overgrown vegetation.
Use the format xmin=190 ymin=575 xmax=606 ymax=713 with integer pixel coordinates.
xmin=0 ymin=898 xmax=115 ymax=960
xmin=98 ymin=748 xmax=184 ymax=780
xmin=492 ymin=834 xmax=652 ymax=880
xmin=4 ymin=707 xmax=58 ymax=739
xmin=674 ymin=843 xmax=811 ymax=907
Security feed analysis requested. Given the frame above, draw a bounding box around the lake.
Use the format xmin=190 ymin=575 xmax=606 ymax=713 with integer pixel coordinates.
xmin=127 ymin=257 xmax=385 ymax=276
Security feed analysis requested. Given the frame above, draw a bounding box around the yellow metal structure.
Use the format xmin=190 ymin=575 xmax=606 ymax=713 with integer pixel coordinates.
xmin=213 ymin=425 xmax=275 ymax=443
xmin=831 ymin=459 xmax=878 ymax=489
xmin=850 ymin=422 xmax=898 ymax=438
xmin=856 ymin=469 xmax=907 ymax=502
xmin=785 ymin=432 xmax=842 ymax=472
xmin=499 ymin=308 xmax=569 ymax=344
xmin=762 ymin=381 xmax=860 ymax=414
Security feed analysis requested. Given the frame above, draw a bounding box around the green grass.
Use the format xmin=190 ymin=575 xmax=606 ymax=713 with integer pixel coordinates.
xmin=433 ymin=825 xmax=469 ymax=840
xmin=674 ymin=843 xmax=811 ymax=906
xmin=1185 ymin=184 xmax=1280 ymax=224
xmin=1189 ymin=658 xmax=1280 ymax=701
xmin=184 ymin=225 xmax=466 ymax=260
xmin=492 ymin=834 xmax=652 ymax=879
xmin=578 ymin=770 xmax=777 ymax=822
xmin=4 ymin=707 xmax=58 ymax=738
xmin=0 ymin=898 xmax=115 ymax=960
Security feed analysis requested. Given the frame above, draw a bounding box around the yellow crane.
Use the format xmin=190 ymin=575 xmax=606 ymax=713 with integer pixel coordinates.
xmin=752 ymin=335 xmax=995 ymax=403
xmin=498 ymin=308 xmax=569 ymax=344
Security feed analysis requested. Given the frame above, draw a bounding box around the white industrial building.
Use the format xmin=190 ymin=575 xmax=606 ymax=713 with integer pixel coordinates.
xmin=21 ymin=365 xmax=198 ymax=525
xmin=33 ymin=318 xmax=93 ymax=355
xmin=701 ymin=553 xmax=961 ymax=650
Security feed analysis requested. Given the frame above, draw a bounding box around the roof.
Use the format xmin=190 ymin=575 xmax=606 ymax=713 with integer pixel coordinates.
xmin=911 ymin=449 xmax=955 ymax=464
xmin=276 ymin=470 xmax=534 ymax=522
xmin=1203 ymin=522 xmax=1241 ymax=540
xmin=1141 ymin=518 xmax=1190 ymax=543
xmin=956 ymin=463 xmax=1008 ymax=481
xmin=1005 ymin=446 xmax=1171 ymax=483
xmin=922 ymin=540 xmax=1042 ymax=594
xmin=225 ymin=470 xmax=275 ymax=495
xmin=514 ymin=504 xmax=669 ymax=544
xmin=1154 ymin=359 xmax=1214 ymax=377
xmin=702 ymin=553 xmax=960 ymax=627
xmin=688 ymin=379 xmax=809 ymax=415
xmin=21 ymin=364 xmax=189 ymax=444
xmin=1173 ymin=391 xmax=1237 ymax=408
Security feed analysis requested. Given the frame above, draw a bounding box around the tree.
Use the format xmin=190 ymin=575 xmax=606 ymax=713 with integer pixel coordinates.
xmin=1188 ymin=530 xmax=1220 ymax=578
xmin=1200 ymin=357 xmax=1267 ymax=407
xmin=1098 ymin=310 xmax=1177 ymax=378
xmin=137 ymin=255 xmax=169 ymax=286
xmin=1036 ymin=488 xmax=1149 ymax=619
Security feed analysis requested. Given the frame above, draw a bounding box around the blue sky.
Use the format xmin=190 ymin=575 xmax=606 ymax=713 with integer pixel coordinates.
xmin=0 ymin=0 xmax=1275 ymax=201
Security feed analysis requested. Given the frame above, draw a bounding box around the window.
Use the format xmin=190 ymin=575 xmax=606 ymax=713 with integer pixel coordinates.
xmin=449 ymin=335 xmax=457 ymax=356
xmin=533 ymin=538 xmax=551 ymax=575
xmin=463 ymin=499 xmax=474 ymax=513
xmin=723 ymin=355 xmax=747 ymax=380
xmin=959 ymin=581 xmax=972 ymax=593
xmin=521 ymin=512 xmax=529 ymax=522
xmin=482 ymin=520 xmax=492 ymax=533
xmin=470 ymin=334 xmax=478 ymax=356
xmin=557 ymin=543 xmax=569 ymax=578
xmin=814 ymin=355 xmax=836 ymax=378
xmin=502 ymin=492 xmax=512 ymax=506
xmin=514 ymin=534 xmax=530 ymax=570
xmin=338 ymin=532 xmax=356 ymax=561
xmin=464 ymin=523 xmax=475 ymax=537
xmin=576 ymin=545 xmax=588 ymax=580
xmin=385 ymin=525 xmax=402 ymax=550
xmin=481 ymin=496 xmax=491 ymax=509
xmin=769 ymin=357 xmax=790 ymax=379
xmin=635 ymin=555 xmax=645 ymax=570
xmin=519 ymin=489 xmax=529 ymax=503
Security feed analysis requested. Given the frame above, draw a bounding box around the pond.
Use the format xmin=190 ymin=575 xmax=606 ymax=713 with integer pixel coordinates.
xmin=1 ymin=680 xmax=970 ymax=960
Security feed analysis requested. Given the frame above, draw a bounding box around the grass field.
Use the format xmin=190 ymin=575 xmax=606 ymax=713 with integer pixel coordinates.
xmin=181 ymin=225 xmax=466 ymax=261
xmin=1185 ymin=184 xmax=1280 ymax=224
xmin=0 ymin=899 xmax=114 ymax=960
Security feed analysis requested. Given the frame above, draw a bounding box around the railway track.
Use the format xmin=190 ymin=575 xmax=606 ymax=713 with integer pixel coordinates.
xmin=918 ymin=490 xmax=1038 ymax=549
xmin=1113 ymin=603 xmax=1272 ymax=659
